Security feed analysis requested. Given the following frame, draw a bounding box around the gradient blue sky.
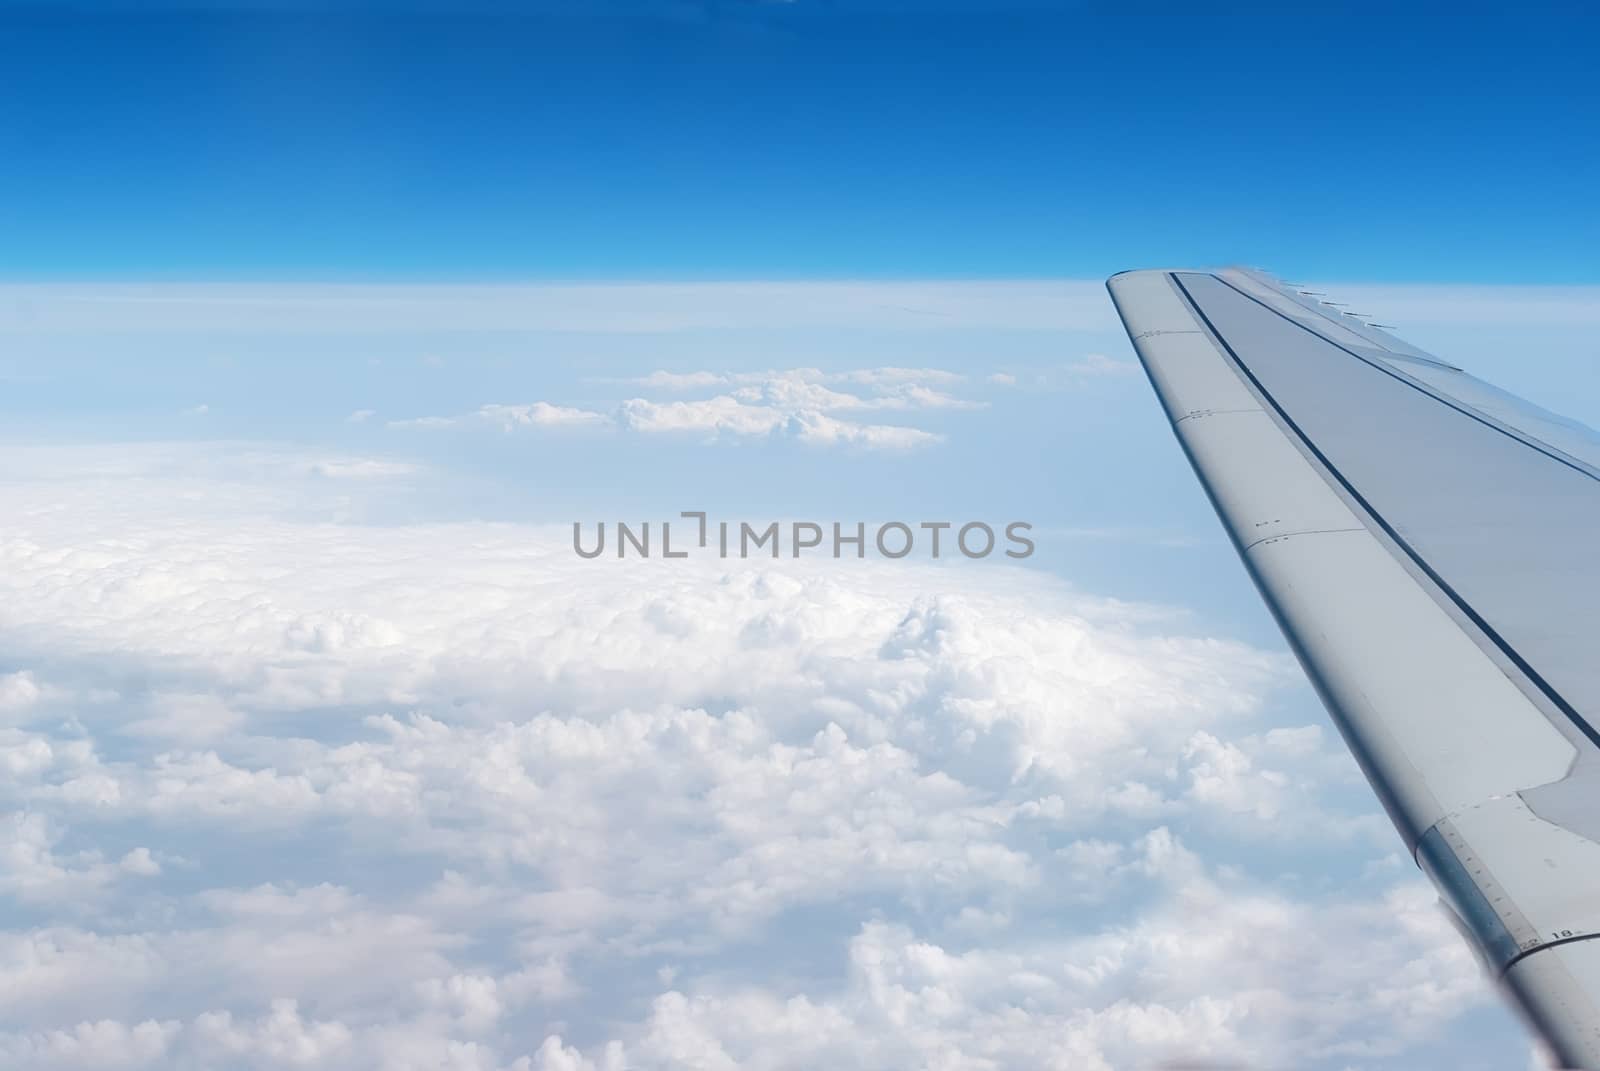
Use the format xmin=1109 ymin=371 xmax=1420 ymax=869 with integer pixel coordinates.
xmin=3 ymin=1 xmax=1598 ymax=282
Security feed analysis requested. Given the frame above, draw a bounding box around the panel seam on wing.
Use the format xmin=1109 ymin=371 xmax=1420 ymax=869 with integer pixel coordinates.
xmin=1240 ymin=527 xmax=1364 ymax=552
xmin=1173 ymin=407 xmax=1262 ymax=424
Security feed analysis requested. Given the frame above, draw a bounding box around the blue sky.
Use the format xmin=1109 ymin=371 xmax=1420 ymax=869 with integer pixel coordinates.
xmin=3 ymin=5 xmax=1599 ymax=1069
xmin=3 ymin=2 xmax=1598 ymax=281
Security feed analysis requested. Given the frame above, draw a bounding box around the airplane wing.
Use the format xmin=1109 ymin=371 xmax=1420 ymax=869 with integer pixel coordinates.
xmin=1108 ymin=267 xmax=1600 ymax=1068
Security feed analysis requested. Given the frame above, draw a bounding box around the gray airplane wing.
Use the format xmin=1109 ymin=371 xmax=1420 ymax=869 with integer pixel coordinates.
xmin=1108 ymin=267 xmax=1600 ymax=1068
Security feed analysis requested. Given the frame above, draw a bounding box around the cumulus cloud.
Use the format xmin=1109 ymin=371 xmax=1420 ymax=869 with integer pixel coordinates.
xmin=787 ymin=411 xmax=941 ymax=449
xmin=726 ymin=370 xmax=982 ymax=413
xmin=477 ymin=402 xmax=610 ymax=430
xmin=0 ymin=444 xmax=1500 ymax=1069
xmin=0 ymin=671 xmax=42 ymax=715
xmin=623 ymin=366 xmax=968 ymax=393
xmin=561 ymin=876 xmax=1479 ymax=1071
xmin=0 ymin=812 xmax=157 ymax=906
xmin=0 ymin=1018 xmax=180 ymax=1070
xmin=392 ymin=366 xmax=980 ymax=449
xmin=617 ymin=394 xmax=786 ymax=438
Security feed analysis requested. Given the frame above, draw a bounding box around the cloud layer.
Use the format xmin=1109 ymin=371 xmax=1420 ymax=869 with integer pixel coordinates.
xmin=0 ymin=444 xmax=1506 ymax=1069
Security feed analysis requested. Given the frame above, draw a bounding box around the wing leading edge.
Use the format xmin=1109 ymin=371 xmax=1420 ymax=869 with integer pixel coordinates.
xmin=1109 ymin=268 xmax=1600 ymax=1068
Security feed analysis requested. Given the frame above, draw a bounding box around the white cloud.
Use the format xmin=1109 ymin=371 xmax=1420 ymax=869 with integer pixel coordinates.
xmin=609 ymin=367 xmax=978 ymax=448
xmin=389 ymin=367 xmax=984 ymax=450
xmin=892 ymin=384 xmax=981 ymax=410
xmin=476 ymin=403 xmax=610 ymax=430
xmin=730 ymin=376 xmax=876 ymax=412
xmin=0 ymin=444 xmax=1504 ymax=1069
xmin=119 ymin=848 xmax=161 ymax=877
xmin=618 ymin=394 xmax=785 ymax=438
xmin=0 ymin=671 xmax=41 ymax=714
xmin=613 ymin=386 xmax=947 ymax=449
xmin=0 ymin=812 xmax=142 ymax=905
xmin=345 ymin=409 xmax=376 ymax=424
xmin=729 ymin=371 xmax=983 ymax=413
xmin=1181 ymin=731 xmax=1292 ymax=821
xmin=623 ymin=367 xmax=970 ymax=392
xmin=0 ymin=1018 xmax=180 ymax=1070
xmin=787 ymin=411 xmax=941 ymax=449
xmin=190 ymin=1000 xmax=353 ymax=1067
xmin=531 ymin=873 xmax=1481 ymax=1071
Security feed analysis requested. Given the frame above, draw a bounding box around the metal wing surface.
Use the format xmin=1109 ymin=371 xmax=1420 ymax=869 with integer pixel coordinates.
xmin=1109 ymin=266 xmax=1600 ymax=1068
